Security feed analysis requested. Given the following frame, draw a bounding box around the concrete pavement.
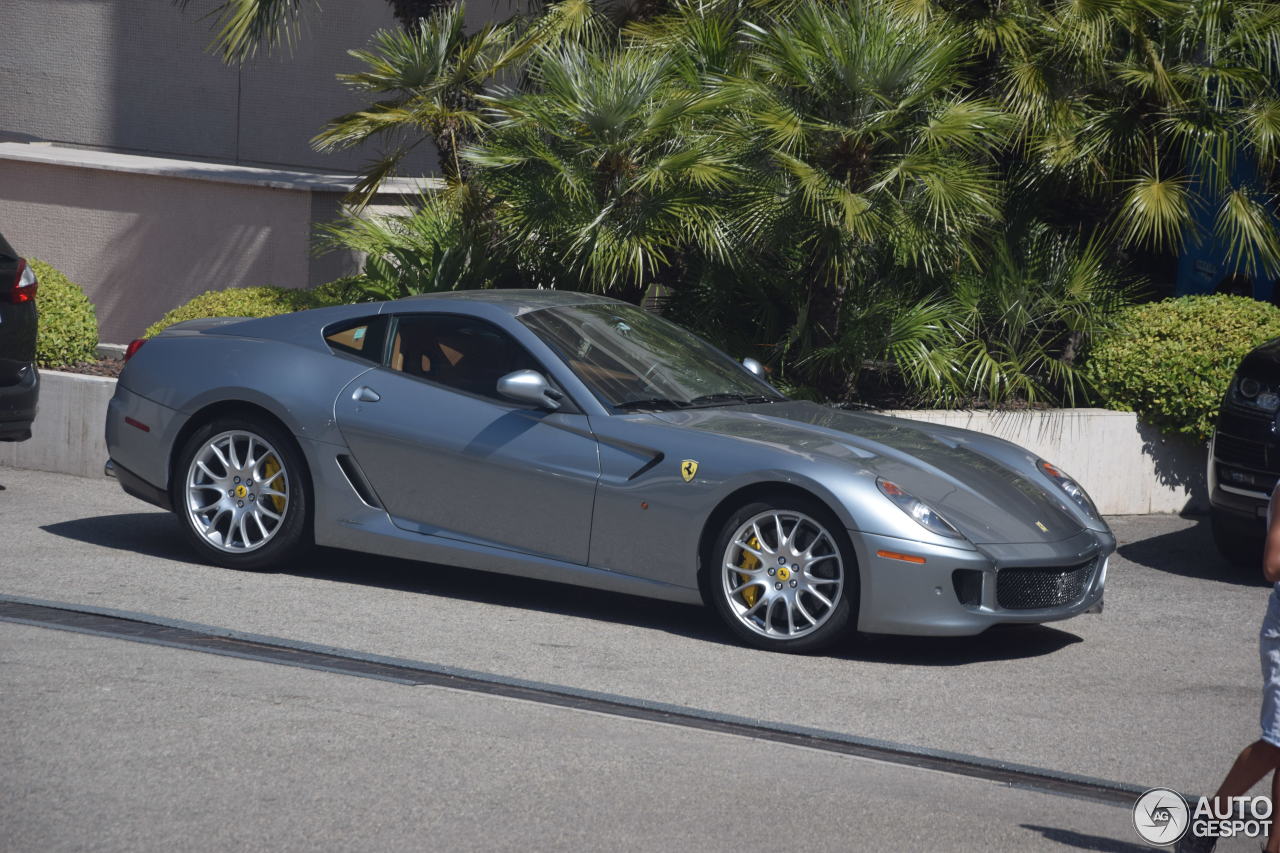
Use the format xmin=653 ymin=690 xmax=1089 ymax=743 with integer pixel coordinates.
xmin=2 ymin=464 xmax=1275 ymax=850
xmin=3 ymin=622 xmax=1153 ymax=852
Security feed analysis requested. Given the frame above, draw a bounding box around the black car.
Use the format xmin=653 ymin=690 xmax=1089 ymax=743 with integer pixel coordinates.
xmin=1208 ymin=338 xmax=1280 ymax=563
xmin=0 ymin=233 xmax=39 ymax=442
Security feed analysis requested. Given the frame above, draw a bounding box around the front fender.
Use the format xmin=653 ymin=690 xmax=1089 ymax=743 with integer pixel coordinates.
xmin=583 ymin=414 xmax=972 ymax=592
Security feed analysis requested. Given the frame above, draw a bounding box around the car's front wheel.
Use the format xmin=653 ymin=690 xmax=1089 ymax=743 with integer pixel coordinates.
xmin=173 ymin=416 xmax=310 ymax=570
xmin=709 ymin=496 xmax=856 ymax=653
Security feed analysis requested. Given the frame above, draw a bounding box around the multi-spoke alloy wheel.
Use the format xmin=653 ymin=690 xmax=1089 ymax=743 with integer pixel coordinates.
xmin=174 ymin=417 xmax=310 ymax=569
xmin=710 ymin=498 xmax=855 ymax=652
xmin=185 ymin=430 xmax=289 ymax=553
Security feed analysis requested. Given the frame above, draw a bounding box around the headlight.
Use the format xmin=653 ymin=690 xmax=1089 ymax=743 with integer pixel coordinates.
xmin=1037 ymin=460 xmax=1099 ymax=519
xmin=876 ymin=478 xmax=964 ymax=540
xmin=1233 ymin=376 xmax=1280 ymax=412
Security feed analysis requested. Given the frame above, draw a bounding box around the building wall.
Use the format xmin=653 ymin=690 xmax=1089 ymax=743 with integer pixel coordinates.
xmin=0 ymin=153 xmax=365 ymax=342
xmin=0 ymin=0 xmax=504 ymax=344
xmin=0 ymin=0 xmax=516 ymax=175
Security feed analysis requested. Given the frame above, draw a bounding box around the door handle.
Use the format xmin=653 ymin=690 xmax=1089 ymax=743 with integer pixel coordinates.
xmin=352 ymin=386 xmax=381 ymax=403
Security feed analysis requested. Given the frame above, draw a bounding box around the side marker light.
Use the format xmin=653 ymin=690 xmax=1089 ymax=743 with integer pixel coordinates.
xmin=876 ymin=549 xmax=926 ymax=564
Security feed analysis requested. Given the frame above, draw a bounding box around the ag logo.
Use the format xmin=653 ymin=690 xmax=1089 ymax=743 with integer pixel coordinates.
xmin=1133 ymin=788 xmax=1189 ymax=845
xmin=680 ymin=460 xmax=699 ymax=482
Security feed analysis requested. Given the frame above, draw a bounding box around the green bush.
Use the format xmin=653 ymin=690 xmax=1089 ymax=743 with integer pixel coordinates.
xmin=145 ymin=286 xmax=346 ymax=338
xmin=30 ymin=260 xmax=98 ymax=368
xmin=1086 ymin=295 xmax=1280 ymax=441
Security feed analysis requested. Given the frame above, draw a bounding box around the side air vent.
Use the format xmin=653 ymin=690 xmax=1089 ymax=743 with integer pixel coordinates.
xmin=627 ymin=452 xmax=665 ymax=481
xmin=335 ymin=454 xmax=382 ymax=508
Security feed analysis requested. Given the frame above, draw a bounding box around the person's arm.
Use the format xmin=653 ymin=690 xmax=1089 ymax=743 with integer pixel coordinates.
xmin=1264 ymin=497 xmax=1280 ymax=583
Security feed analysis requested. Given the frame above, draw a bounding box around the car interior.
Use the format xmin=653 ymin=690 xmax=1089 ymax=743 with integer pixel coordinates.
xmin=389 ymin=316 xmax=542 ymax=401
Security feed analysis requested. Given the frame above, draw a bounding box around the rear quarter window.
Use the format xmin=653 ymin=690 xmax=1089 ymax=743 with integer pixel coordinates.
xmin=324 ymin=317 xmax=385 ymax=363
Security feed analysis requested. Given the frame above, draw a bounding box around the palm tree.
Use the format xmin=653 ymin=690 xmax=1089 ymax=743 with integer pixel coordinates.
xmin=310 ymin=5 xmax=512 ymax=193
xmin=464 ymin=42 xmax=737 ymax=302
xmin=721 ymin=0 xmax=1012 ymax=397
xmin=894 ymin=222 xmax=1133 ymax=406
xmin=178 ymin=0 xmax=452 ymax=63
xmin=906 ymin=0 xmax=1280 ymax=280
xmin=181 ymin=0 xmax=613 ymax=191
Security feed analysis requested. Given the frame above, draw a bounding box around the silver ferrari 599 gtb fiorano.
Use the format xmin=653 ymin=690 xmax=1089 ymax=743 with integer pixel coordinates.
xmin=105 ymin=289 xmax=1112 ymax=652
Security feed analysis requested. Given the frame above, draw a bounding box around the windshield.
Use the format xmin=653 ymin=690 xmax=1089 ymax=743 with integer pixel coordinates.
xmin=519 ymin=303 xmax=784 ymax=411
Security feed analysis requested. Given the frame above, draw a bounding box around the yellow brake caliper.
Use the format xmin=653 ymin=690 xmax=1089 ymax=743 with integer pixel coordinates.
xmin=738 ymin=536 xmax=762 ymax=607
xmin=261 ymin=455 xmax=285 ymax=513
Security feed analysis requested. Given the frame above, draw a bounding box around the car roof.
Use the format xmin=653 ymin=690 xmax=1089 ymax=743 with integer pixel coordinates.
xmin=394 ymin=288 xmax=625 ymax=315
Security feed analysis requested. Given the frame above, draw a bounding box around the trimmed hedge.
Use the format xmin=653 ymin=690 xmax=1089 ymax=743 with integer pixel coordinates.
xmin=30 ymin=260 xmax=98 ymax=368
xmin=144 ymin=285 xmax=348 ymax=338
xmin=1087 ymin=294 xmax=1280 ymax=441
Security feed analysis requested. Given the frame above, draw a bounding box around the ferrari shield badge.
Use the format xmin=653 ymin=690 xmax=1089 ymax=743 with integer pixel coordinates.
xmin=1035 ymin=520 xmax=1049 ymax=533
xmin=680 ymin=459 xmax=699 ymax=482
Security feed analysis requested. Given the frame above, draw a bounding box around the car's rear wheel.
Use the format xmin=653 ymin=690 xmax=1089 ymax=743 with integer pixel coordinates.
xmin=709 ymin=496 xmax=856 ymax=653
xmin=173 ymin=416 xmax=310 ymax=570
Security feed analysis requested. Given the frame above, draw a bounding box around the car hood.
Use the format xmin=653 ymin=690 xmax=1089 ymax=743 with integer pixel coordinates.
xmin=1240 ymin=337 xmax=1280 ymax=378
xmin=653 ymin=401 xmax=1083 ymax=545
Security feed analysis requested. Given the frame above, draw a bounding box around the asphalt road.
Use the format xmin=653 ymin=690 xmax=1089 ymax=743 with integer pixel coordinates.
xmin=1 ymin=465 xmax=1275 ymax=851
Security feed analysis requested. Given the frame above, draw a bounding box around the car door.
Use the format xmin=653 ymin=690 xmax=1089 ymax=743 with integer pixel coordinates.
xmin=333 ymin=312 xmax=601 ymax=565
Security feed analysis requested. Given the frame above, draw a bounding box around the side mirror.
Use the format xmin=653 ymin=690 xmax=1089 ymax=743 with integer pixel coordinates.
xmin=742 ymin=358 xmax=766 ymax=378
xmin=497 ymin=369 xmax=563 ymax=411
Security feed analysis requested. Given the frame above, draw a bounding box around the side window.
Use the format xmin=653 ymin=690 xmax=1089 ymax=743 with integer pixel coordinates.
xmin=325 ymin=317 xmax=385 ymax=363
xmin=387 ymin=314 xmax=545 ymax=402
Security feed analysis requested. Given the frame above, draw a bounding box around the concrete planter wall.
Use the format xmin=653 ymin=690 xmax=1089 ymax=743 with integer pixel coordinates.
xmin=890 ymin=408 xmax=1206 ymax=515
xmin=0 ymin=372 xmax=1207 ymax=515
xmin=0 ymin=371 xmax=116 ymax=480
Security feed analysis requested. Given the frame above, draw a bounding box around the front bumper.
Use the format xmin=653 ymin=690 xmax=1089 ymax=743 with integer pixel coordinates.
xmin=0 ymin=361 xmax=38 ymax=441
xmin=850 ymin=528 xmax=1111 ymax=636
xmin=1207 ymin=431 xmax=1273 ymax=531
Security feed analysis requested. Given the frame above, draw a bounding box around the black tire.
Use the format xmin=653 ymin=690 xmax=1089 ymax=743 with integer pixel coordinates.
xmin=706 ymin=494 xmax=857 ymax=653
xmin=171 ymin=415 xmax=312 ymax=570
xmin=1211 ymin=507 xmax=1264 ymax=568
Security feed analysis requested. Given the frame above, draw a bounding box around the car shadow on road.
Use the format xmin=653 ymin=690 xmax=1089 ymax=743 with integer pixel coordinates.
xmin=850 ymin=623 xmax=1082 ymax=665
xmin=44 ymin=512 xmax=1087 ymax=664
xmin=1019 ymin=824 xmax=1156 ymax=852
xmin=296 ymin=544 xmax=737 ymax=647
xmin=42 ymin=512 xmax=192 ymax=562
xmin=1117 ymin=515 xmax=1267 ymax=588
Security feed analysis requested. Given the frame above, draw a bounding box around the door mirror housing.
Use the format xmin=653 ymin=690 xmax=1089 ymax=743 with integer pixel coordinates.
xmin=496 ymin=369 xmax=563 ymax=411
xmin=742 ymin=358 xmax=766 ymax=378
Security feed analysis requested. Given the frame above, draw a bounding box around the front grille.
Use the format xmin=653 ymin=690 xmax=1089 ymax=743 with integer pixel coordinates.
xmin=996 ymin=560 xmax=1094 ymax=610
xmin=1215 ymin=433 xmax=1270 ymax=471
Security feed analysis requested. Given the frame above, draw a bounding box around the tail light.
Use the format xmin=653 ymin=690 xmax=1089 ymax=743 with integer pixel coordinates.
xmin=124 ymin=338 xmax=147 ymax=362
xmin=10 ymin=259 xmax=37 ymax=304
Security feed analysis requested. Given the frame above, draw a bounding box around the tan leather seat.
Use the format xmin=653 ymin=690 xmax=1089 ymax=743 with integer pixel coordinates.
xmin=391 ymin=329 xmax=432 ymax=377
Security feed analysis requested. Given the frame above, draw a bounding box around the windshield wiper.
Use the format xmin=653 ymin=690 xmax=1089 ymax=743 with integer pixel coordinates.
xmin=614 ymin=397 xmax=693 ymax=412
xmin=687 ymin=393 xmax=777 ymax=407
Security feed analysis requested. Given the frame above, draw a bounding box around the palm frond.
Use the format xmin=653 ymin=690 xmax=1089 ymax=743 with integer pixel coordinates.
xmin=177 ymin=0 xmax=309 ymax=63
xmin=1116 ymin=169 xmax=1194 ymax=251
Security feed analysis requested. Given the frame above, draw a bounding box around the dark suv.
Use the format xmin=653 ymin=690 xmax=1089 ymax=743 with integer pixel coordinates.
xmin=1208 ymin=338 xmax=1280 ymax=562
xmin=0 ymin=233 xmax=39 ymax=442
